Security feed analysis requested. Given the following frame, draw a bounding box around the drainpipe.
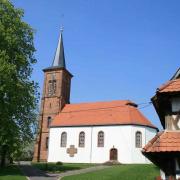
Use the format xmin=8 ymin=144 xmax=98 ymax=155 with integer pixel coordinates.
xmin=90 ymin=126 xmax=93 ymax=163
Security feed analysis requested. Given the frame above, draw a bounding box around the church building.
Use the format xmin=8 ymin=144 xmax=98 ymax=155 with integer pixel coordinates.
xmin=33 ymin=31 xmax=158 ymax=164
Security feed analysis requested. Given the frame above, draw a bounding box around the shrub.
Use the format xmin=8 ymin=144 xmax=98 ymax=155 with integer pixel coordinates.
xmin=56 ymin=161 xmax=63 ymax=165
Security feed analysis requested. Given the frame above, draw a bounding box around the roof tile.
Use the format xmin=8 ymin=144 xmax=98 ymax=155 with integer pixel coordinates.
xmin=143 ymin=131 xmax=180 ymax=152
xmin=51 ymin=100 xmax=157 ymax=128
xmin=158 ymin=79 xmax=180 ymax=93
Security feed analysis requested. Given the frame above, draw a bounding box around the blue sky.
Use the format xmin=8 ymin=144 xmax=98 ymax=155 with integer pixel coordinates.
xmin=12 ymin=0 xmax=180 ymax=129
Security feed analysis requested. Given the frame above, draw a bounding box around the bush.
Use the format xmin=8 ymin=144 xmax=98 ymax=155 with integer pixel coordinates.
xmin=56 ymin=161 xmax=63 ymax=165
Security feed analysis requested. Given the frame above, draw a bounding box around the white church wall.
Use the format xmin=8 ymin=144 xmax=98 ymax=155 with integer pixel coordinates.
xmin=131 ymin=126 xmax=157 ymax=163
xmin=48 ymin=125 xmax=157 ymax=164
xmin=90 ymin=126 xmax=132 ymax=163
xmin=145 ymin=127 xmax=158 ymax=163
xmin=48 ymin=127 xmax=92 ymax=163
xmin=131 ymin=126 xmax=146 ymax=163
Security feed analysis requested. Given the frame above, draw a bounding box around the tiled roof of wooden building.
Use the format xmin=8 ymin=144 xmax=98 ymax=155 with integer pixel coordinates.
xmin=158 ymin=79 xmax=180 ymax=93
xmin=143 ymin=131 xmax=180 ymax=152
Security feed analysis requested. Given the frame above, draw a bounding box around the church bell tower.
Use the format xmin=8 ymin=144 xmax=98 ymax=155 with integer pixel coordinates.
xmin=33 ymin=30 xmax=73 ymax=162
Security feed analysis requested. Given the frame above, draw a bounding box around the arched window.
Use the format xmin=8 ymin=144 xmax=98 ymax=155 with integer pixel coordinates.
xmin=79 ymin=132 xmax=85 ymax=147
xmin=98 ymin=131 xmax=104 ymax=147
xmin=47 ymin=117 xmax=51 ymax=128
xmin=61 ymin=132 xmax=67 ymax=147
xmin=135 ymin=131 xmax=142 ymax=148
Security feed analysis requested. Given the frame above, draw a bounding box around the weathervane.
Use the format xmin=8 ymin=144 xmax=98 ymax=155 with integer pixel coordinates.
xmin=60 ymin=13 xmax=64 ymax=33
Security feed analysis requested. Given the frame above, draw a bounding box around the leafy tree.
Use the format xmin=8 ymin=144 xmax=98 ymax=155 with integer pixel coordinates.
xmin=0 ymin=0 xmax=39 ymax=166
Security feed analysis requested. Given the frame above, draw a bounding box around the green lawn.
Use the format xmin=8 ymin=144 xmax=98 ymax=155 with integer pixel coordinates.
xmin=0 ymin=165 xmax=26 ymax=180
xmin=62 ymin=164 xmax=160 ymax=180
xmin=32 ymin=162 xmax=96 ymax=173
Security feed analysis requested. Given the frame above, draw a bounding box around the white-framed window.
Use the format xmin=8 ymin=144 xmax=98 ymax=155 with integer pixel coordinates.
xmin=135 ymin=131 xmax=142 ymax=148
xmin=98 ymin=131 xmax=104 ymax=147
xmin=79 ymin=131 xmax=85 ymax=147
xmin=61 ymin=132 xmax=67 ymax=147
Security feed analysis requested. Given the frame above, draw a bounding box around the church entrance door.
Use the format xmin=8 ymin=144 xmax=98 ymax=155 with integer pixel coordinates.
xmin=110 ymin=148 xmax=118 ymax=161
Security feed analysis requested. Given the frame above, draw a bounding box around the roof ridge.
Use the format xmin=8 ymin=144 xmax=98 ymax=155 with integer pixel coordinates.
xmin=62 ymin=104 xmax=129 ymax=113
xmin=65 ymin=100 xmax=132 ymax=106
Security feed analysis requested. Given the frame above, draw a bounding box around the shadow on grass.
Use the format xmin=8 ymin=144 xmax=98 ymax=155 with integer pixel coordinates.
xmin=0 ymin=165 xmax=24 ymax=177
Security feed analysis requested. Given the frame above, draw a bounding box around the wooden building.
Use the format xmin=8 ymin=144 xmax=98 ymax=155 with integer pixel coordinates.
xmin=142 ymin=68 xmax=180 ymax=180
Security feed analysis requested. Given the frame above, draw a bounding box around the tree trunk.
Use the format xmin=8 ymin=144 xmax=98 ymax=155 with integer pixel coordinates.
xmin=0 ymin=147 xmax=7 ymax=167
xmin=1 ymin=155 xmax=5 ymax=167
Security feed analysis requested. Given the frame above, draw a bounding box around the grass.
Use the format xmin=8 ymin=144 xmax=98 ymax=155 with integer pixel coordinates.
xmin=32 ymin=162 xmax=96 ymax=173
xmin=62 ymin=164 xmax=160 ymax=180
xmin=0 ymin=165 xmax=26 ymax=180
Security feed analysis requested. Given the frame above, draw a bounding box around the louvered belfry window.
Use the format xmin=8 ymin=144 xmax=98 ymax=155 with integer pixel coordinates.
xmin=48 ymin=80 xmax=56 ymax=96
xmin=79 ymin=132 xmax=85 ymax=147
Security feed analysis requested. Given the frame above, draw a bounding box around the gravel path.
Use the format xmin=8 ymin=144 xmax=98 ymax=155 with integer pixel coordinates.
xmin=18 ymin=161 xmax=110 ymax=180
xmin=19 ymin=161 xmax=59 ymax=180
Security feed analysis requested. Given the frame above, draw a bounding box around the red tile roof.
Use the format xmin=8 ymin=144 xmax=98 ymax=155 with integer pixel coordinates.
xmin=51 ymin=100 xmax=157 ymax=129
xmin=143 ymin=131 xmax=180 ymax=152
xmin=158 ymin=79 xmax=180 ymax=93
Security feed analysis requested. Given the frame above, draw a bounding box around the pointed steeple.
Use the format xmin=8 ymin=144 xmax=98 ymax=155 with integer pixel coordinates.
xmin=52 ymin=30 xmax=66 ymax=68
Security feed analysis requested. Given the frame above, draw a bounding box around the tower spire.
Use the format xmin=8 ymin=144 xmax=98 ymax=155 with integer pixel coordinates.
xmin=52 ymin=28 xmax=66 ymax=68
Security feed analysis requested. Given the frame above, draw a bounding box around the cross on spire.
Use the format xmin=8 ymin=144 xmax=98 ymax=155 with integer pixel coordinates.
xmin=60 ymin=26 xmax=64 ymax=33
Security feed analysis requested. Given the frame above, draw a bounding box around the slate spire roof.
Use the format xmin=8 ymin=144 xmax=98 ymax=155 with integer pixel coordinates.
xmin=52 ymin=31 xmax=66 ymax=68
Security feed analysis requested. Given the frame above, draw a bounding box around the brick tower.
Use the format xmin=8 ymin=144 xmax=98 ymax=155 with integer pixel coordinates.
xmin=33 ymin=31 xmax=73 ymax=162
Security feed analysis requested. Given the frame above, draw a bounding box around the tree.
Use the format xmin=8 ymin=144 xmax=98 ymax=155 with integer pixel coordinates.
xmin=0 ymin=0 xmax=39 ymax=166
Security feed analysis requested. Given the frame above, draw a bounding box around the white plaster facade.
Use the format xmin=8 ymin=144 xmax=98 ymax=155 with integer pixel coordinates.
xmin=48 ymin=125 xmax=157 ymax=164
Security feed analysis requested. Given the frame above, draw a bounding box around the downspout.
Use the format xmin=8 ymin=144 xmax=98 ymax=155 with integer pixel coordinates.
xmin=90 ymin=126 xmax=93 ymax=163
xmin=131 ymin=126 xmax=133 ymax=163
xmin=144 ymin=128 xmax=147 ymax=163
